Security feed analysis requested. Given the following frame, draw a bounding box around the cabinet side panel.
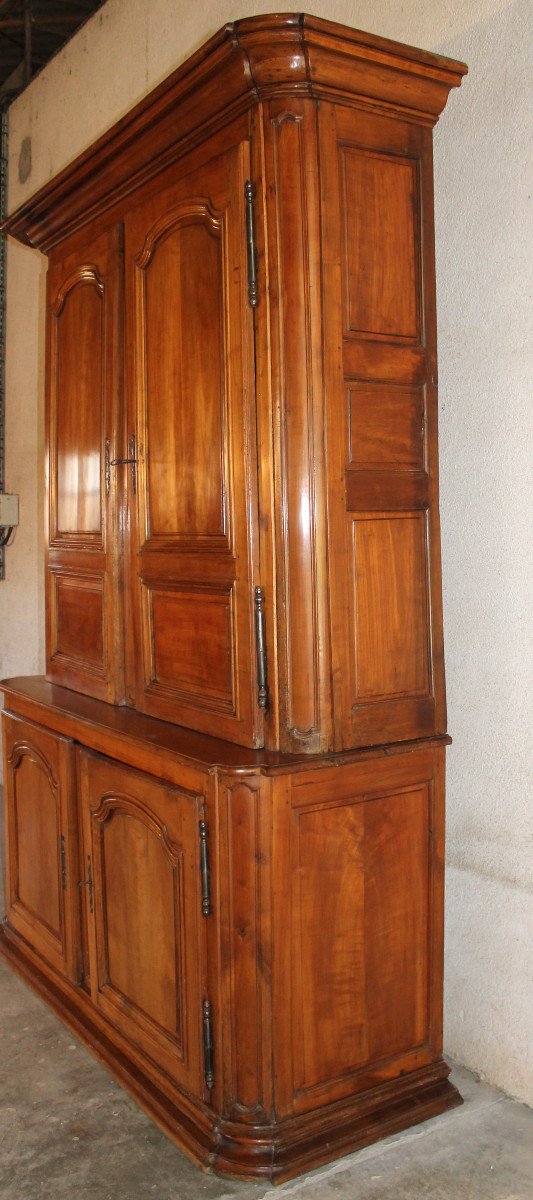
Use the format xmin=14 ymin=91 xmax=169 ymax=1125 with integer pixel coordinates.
xmin=274 ymin=748 xmax=444 ymax=1116
xmin=320 ymin=103 xmax=446 ymax=749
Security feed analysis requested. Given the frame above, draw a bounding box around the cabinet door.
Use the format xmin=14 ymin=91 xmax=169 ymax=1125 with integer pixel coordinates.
xmin=46 ymin=224 xmax=124 ymax=703
xmin=78 ymin=750 xmax=208 ymax=1097
xmin=319 ymin=104 xmax=446 ymax=748
xmin=2 ymin=712 xmax=80 ymax=982
xmin=273 ymin=748 xmax=445 ymax=1116
xmin=124 ymin=139 xmax=261 ymax=747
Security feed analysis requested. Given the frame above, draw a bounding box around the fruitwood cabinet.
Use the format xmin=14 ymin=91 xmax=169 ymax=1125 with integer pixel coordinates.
xmin=1 ymin=13 xmax=467 ymax=1183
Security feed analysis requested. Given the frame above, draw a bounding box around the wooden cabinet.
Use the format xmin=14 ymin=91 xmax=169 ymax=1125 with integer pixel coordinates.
xmin=1 ymin=13 xmax=467 ymax=1184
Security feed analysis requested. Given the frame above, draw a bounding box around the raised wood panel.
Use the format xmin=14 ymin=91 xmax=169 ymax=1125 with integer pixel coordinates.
xmin=79 ymin=751 xmax=207 ymax=1096
xmin=12 ymin=753 xmax=62 ymax=938
xmin=139 ymin=207 xmax=228 ymax=543
xmin=1 ymin=712 xmax=79 ymax=983
xmin=282 ymin=753 xmax=439 ymax=1111
xmin=99 ymin=805 xmax=185 ymax=1046
xmin=341 ymin=147 xmax=420 ymax=342
xmin=353 ymin=513 xmax=431 ymax=702
xmin=348 ymin=384 xmax=425 ymax=470
xmin=51 ymin=572 xmax=104 ymax=670
xmin=292 ymin=798 xmax=367 ymax=1089
xmin=365 ymin=785 xmax=430 ymax=1061
xmin=53 ymin=269 xmax=104 ymax=538
xmin=343 ymin=340 xmax=426 ymax=385
xmin=142 ymin=584 xmax=235 ymax=712
xmin=345 ymin=470 xmax=429 ymax=512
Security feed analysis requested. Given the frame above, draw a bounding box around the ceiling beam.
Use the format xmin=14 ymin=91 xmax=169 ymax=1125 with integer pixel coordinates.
xmin=0 ymin=17 xmax=87 ymax=28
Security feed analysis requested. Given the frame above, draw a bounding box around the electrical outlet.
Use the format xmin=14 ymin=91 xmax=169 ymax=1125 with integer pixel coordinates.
xmin=0 ymin=493 xmax=19 ymax=526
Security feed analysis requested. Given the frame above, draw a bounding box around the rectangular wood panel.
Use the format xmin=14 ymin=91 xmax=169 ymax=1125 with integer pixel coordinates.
xmin=348 ymin=384 xmax=425 ymax=470
xmin=52 ymin=574 xmax=104 ymax=669
xmin=143 ymin=584 xmax=235 ymax=711
xmin=365 ymin=785 xmax=430 ymax=1060
xmin=288 ymin=768 xmax=433 ymax=1097
xmin=101 ymin=807 xmax=185 ymax=1044
xmin=345 ymin=471 xmax=429 ymax=512
xmin=292 ymin=799 xmax=367 ymax=1089
xmin=353 ymin=513 xmax=430 ymax=701
xmin=341 ymin=147 xmax=420 ymax=341
xmin=54 ymin=272 xmax=104 ymax=537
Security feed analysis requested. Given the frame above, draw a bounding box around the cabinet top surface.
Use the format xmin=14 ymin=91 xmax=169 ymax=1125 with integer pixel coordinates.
xmin=1 ymin=677 xmax=451 ymax=778
xmin=5 ymin=11 xmax=467 ymax=251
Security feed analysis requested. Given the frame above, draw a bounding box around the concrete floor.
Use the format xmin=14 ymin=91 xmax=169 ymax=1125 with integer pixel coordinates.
xmin=1 ymin=810 xmax=532 ymax=1199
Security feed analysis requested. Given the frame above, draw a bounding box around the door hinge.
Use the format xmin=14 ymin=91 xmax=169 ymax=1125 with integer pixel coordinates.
xmin=202 ymin=999 xmax=214 ymax=1090
xmin=254 ymin=586 xmax=269 ymax=710
xmin=78 ymin=854 xmax=93 ymax=914
xmin=244 ymin=180 xmax=258 ymax=308
xmin=198 ymin=819 xmax=211 ymax=917
xmin=60 ymin=834 xmax=67 ymax=891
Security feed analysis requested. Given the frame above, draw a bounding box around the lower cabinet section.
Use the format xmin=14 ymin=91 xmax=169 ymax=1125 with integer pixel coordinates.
xmin=0 ymin=686 xmax=461 ymax=1183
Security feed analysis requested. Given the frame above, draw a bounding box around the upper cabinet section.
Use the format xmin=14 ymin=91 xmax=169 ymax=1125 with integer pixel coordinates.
xmin=6 ymin=15 xmax=467 ymax=754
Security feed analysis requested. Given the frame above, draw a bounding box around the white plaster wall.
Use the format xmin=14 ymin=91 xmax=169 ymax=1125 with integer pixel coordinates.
xmin=2 ymin=0 xmax=531 ymax=1105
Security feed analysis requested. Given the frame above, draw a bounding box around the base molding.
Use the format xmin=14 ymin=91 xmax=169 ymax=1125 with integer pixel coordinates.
xmin=0 ymin=922 xmax=462 ymax=1185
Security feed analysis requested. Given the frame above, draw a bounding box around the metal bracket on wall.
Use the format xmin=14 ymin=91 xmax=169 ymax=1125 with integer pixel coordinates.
xmin=0 ymin=113 xmax=7 ymax=580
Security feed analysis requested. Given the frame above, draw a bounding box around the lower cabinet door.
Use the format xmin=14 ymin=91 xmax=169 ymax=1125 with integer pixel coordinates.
xmin=78 ymin=750 xmax=208 ymax=1097
xmin=2 ymin=711 xmax=80 ymax=982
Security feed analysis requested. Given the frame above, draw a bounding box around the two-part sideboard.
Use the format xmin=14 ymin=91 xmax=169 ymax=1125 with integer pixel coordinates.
xmin=1 ymin=13 xmax=467 ymax=1182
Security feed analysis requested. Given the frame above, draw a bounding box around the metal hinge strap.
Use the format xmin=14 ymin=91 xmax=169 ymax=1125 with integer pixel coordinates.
xmin=78 ymin=855 xmax=93 ymax=913
xmin=60 ymin=834 xmax=67 ymax=891
xmin=198 ymin=819 xmax=211 ymax=917
xmin=244 ymin=180 xmax=258 ymax=308
xmin=202 ymin=999 xmax=214 ymax=1090
xmin=254 ymin=586 xmax=269 ymax=710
